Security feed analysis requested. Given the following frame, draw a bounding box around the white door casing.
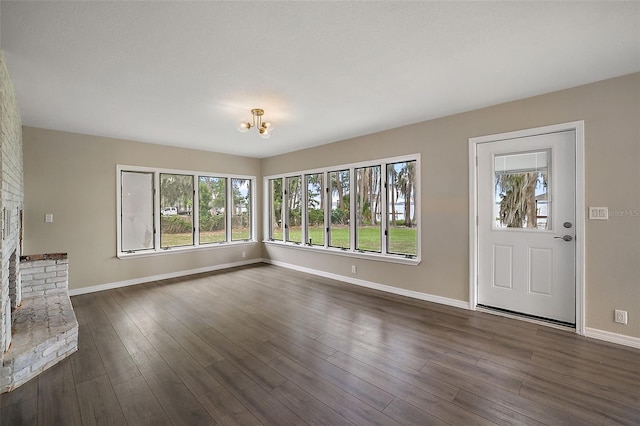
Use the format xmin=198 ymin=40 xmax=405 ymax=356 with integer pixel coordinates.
xmin=469 ymin=122 xmax=585 ymax=332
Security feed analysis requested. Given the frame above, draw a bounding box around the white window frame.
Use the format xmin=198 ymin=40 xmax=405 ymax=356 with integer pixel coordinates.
xmin=305 ymin=172 xmax=326 ymax=248
xmin=229 ymin=177 xmax=254 ymax=242
xmin=264 ymin=154 xmax=421 ymax=265
xmin=159 ymin=171 xmax=195 ymax=248
xmin=117 ymin=165 xmax=257 ymax=259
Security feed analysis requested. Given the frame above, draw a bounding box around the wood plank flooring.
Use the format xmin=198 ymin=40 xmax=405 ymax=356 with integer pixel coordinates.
xmin=1 ymin=264 xmax=638 ymax=425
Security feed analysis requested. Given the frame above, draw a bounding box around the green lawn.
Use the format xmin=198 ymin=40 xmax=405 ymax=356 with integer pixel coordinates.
xmin=387 ymin=226 xmax=418 ymax=255
xmin=160 ymin=228 xmax=250 ymax=247
xmin=162 ymin=225 xmax=417 ymax=255
xmin=200 ymin=230 xmax=226 ymax=244
xmin=271 ymin=226 xmax=417 ymax=255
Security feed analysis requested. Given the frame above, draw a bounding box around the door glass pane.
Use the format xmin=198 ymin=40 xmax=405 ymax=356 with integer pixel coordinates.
xmin=356 ymin=166 xmax=381 ymax=252
xmin=306 ymin=173 xmax=324 ymax=246
xmin=387 ymin=161 xmax=418 ymax=256
xmin=286 ymin=176 xmax=302 ymax=243
xmin=199 ymin=176 xmax=226 ymax=244
xmin=494 ymin=150 xmax=550 ymax=230
xmin=121 ymin=171 xmax=154 ymax=252
xmin=269 ymin=178 xmax=283 ymax=241
xmin=160 ymin=173 xmax=194 ymax=247
xmin=329 ymin=170 xmax=350 ymax=249
xmin=231 ymin=178 xmax=251 ymax=241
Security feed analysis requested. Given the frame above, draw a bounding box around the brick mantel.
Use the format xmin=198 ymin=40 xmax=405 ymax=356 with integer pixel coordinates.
xmin=20 ymin=253 xmax=68 ymax=262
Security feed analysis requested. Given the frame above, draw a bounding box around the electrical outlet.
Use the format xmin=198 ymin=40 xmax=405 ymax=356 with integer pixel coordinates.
xmin=241 ymin=251 xmax=246 ymax=258
xmin=614 ymin=310 xmax=628 ymax=325
xmin=351 ymin=265 xmax=357 ymax=274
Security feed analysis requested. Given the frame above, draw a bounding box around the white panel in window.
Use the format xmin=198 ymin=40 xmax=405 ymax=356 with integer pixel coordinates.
xmin=121 ymin=171 xmax=154 ymax=252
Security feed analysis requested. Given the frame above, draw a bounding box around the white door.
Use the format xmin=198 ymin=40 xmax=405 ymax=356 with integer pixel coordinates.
xmin=477 ymin=131 xmax=576 ymax=324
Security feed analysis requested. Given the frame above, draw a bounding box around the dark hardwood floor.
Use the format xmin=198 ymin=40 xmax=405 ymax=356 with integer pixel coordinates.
xmin=1 ymin=263 xmax=638 ymax=425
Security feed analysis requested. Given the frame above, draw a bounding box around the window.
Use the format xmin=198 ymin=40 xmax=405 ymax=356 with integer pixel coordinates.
xmin=329 ymin=169 xmax=350 ymax=249
xmin=269 ymin=178 xmax=283 ymax=241
xmin=199 ymin=176 xmax=226 ymax=244
xmin=494 ymin=151 xmax=550 ymax=230
xmin=306 ymin=173 xmax=324 ymax=246
xmin=264 ymin=155 xmax=420 ymax=263
xmin=231 ymin=178 xmax=252 ymax=241
xmin=160 ymin=173 xmax=194 ymax=248
xmin=117 ymin=166 xmax=255 ymax=257
xmin=356 ymin=165 xmax=381 ymax=253
xmin=387 ymin=160 xmax=417 ymax=256
xmin=286 ymin=176 xmax=302 ymax=243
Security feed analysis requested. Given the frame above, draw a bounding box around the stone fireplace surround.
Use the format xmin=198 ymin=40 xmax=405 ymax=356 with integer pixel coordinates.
xmin=0 ymin=253 xmax=78 ymax=393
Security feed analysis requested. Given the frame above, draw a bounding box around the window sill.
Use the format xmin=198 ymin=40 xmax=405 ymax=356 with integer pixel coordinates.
xmin=263 ymin=240 xmax=421 ymax=266
xmin=117 ymin=240 xmax=257 ymax=259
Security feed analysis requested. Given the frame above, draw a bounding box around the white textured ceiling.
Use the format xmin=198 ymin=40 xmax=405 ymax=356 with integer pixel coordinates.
xmin=1 ymin=1 xmax=639 ymax=158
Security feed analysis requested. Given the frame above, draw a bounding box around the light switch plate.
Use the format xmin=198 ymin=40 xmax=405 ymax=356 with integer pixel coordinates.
xmin=589 ymin=207 xmax=608 ymax=220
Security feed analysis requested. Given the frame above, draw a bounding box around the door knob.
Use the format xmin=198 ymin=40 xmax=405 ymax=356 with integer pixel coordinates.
xmin=554 ymin=235 xmax=573 ymax=242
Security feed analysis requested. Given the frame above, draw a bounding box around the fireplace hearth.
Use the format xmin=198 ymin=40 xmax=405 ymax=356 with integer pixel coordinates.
xmin=1 ymin=253 xmax=78 ymax=393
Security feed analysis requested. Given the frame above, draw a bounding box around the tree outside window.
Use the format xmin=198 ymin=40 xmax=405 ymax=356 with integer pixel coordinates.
xmin=231 ymin=178 xmax=251 ymax=241
xmin=329 ymin=170 xmax=350 ymax=249
xmin=199 ymin=176 xmax=226 ymax=244
xmin=160 ymin=173 xmax=194 ymax=248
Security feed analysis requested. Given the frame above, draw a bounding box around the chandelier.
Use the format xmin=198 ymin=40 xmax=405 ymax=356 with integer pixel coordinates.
xmin=237 ymin=108 xmax=273 ymax=139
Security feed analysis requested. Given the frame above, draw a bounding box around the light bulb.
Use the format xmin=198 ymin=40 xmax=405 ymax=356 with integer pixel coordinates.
xmin=260 ymin=129 xmax=271 ymax=139
xmin=262 ymin=121 xmax=273 ymax=130
xmin=237 ymin=121 xmax=250 ymax=132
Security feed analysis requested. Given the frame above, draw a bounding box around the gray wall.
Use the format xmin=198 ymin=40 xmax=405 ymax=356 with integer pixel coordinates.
xmin=22 ymin=73 xmax=639 ymax=338
xmin=23 ymin=128 xmax=262 ymax=291
xmin=261 ymin=73 xmax=640 ymax=338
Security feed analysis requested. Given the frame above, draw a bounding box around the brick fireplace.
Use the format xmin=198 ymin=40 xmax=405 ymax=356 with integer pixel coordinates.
xmin=0 ymin=50 xmax=23 ymax=365
xmin=0 ymin=51 xmax=78 ymax=393
xmin=1 ymin=254 xmax=78 ymax=392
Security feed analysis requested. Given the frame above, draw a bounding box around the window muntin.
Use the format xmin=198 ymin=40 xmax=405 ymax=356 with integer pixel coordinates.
xmin=494 ymin=150 xmax=550 ymax=230
xmin=329 ymin=169 xmax=350 ymax=249
xmin=387 ymin=161 xmax=418 ymax=256
xmin=285 ymin=176 xmax=303 ymax=243
xmin=356 ymin=166 xmax=382 ymax=253
xmin=306 ymin=173 xmax=324 ymax=246
xmin=160 ymin=173 xmax=194 ymax=248
xmin=269 ymin=178 xmax=283 ymax=241
xmin=231 ymin=178 xmax=252 ymax=241
xmin=121 ymin=171 xmax=154 ymax=252
xmin=199 ymin=176 xmax=226 ymax=244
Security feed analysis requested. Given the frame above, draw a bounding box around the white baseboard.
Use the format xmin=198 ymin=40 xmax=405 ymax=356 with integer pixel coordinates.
xmin=265 ymin=259 xmax=470 ymax=310
xmin=584 ymin=327 xmax=640 ymax=349
xmin=67 ymin=258 xmax=639 ymax=350
xmin=68 ymin=258 xmax=265 ymax=296
xmin=264 ymin=261 xmax=640 ymax=349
